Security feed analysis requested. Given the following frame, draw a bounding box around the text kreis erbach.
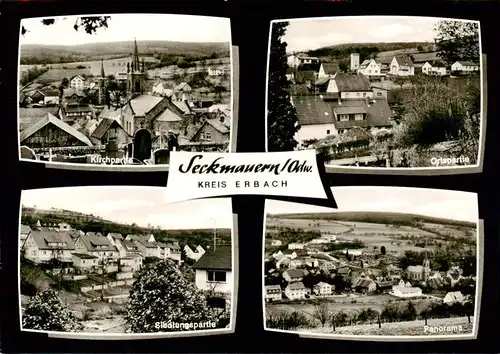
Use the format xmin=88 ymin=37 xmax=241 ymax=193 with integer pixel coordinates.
xmin=179 ymin=155 xmax=314 ymax=189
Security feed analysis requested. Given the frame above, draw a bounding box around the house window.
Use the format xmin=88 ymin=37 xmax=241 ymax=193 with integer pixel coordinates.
xmin=356 ymin=92 xmax=361 ymax=97
xmin=338 ymin=129 xmax=345 ymax=134
xmin=363 ymin=93 xmax=366 ymax=97
xmin=205 ymin=132 xmax=212 ymax=141
xmin=339 ymin=114 xmax=349 ymax=122
xmin=200 ymin=133 xmax=205 ymax=140
xmin=377 ymin=92 xmax=382 ymax=97
xmin=207 ymin=270 xmax=226 ymax=283
xmin=326 ymin=130 xmax=330 ymax=134
xmin=355 ymin=114 xmax=364 ymax=121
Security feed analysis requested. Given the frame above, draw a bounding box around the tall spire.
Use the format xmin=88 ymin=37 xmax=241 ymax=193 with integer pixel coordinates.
xmin=132 ymin=37 xmax=140 ymax=72
xmin=100 ymin=58 xmax=105 ymax=78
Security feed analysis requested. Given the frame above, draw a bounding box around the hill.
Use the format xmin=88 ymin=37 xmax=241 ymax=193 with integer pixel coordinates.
xmin=305 ymin=42 xmax=434 ymax=60
xmin=267 ymin=211 xmax=476 ymax=228
xmin=20 ymin=40 xmax=231 ymax=64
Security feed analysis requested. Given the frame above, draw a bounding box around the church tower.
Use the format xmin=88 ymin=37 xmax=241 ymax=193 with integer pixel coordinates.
xmin=98 ymin=59 xmax=106 ymax=105
xmin=128 ymin=38 xmax=145 ymax=94
xmin=422 ymin=240 xmax=431 ymax=281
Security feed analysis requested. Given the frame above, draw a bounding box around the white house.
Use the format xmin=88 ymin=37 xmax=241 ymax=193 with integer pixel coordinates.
xmin=184 ymin=244 xmax=206 ymax=261
xmin=358 ymin=59 xmax=382 ymax=77
xmin=58 ymin=222 xmax=72 ymax=232
xmin=287 ymin=53 xmax=320 ymax=68
xmin=119 ymin=254 xmax=143 ymax=272
xmin=208 ymin=67 xmax=225 ymax=76
xmin=390 ymin=55 xmax=415 ymax=76
xmin=73 ymin=234 xmax=119 ymax=261
xmin=264 ymin=285 xmax=283 ymax=302
xmin=451 ymin=61 xmax=479 ymax=73
xmin=106 ymin=233 xmax=124 ymax=246
xmin=422 ymin=61 xmax=449 ymax=76
xmin=70 ymin=75 xmax=86 ymax=90
xmin=391 ymin=281 xmax=423 ymax=298
xmin=23 ymin=231 xmax=75 ymax=263
xmin=135 ymin=240 xmax=161 ymax=258
xmin=313 ymin=281 xmax=333 ymax=296
xmin=152 ymin=82 xmax=173 ymax=97
xmin=308 ymin=238 xmax=330 ymax=244
xmin=285 ymin=282 xmax=307 ymax=300
xmin=318 ymin=62 xmax=340 ymax=79
xmin=42 ymin=89 xmax=60 ymax=105
xmin=271 ymin=240 xmax=283 ymax=247
xmin=193 ymin=246 xmax=232 ymax=294
xmin=288 ymin=242 xmax=305 ymax=250
xmin=443 ymin=291 xmax=465 ymax=305
xmin=325 ymin=73 xmax=373 ymax=99
xmin=72 ymin=253 xmax=99 ymax=270
xmin=275 ymin=256 xmax=292 ymax=269
xmin=165 ymin=243 xmax=182 ymax=263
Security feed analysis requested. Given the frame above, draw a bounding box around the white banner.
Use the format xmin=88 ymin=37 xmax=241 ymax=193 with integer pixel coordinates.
xmin=165 ymin=150 xmax=328 ymax=204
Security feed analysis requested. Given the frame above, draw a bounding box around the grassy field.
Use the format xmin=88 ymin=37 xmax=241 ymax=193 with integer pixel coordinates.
xmin=266 ymin=294 xmax=442 ymax=319
xmin=298 ymin=316 xmax=474 ymax=336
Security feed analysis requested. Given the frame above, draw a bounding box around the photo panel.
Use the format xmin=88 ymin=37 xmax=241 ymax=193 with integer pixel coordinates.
xmin=18 ymin=13 xmax=237 ymax=171
xmin=265 ymin=16 xmax=486 ymax=175
xmin=262 ymin=186 xmax=483 ymax=341
xmin=18 ymin=186 xmax=237 ymax=339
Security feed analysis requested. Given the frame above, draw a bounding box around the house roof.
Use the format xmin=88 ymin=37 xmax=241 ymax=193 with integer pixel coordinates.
xmin=292 ymin=95 xmax=333 ymax=126
xmin=314 ymin=281 xmax=331 ymax=287
xmin=265 ymin=285 xmax=282 ymax=291
xmin=138 ymin=240 xmax=159 ymax=248
xmin=65 ymin=104 xmax=93 ymax=114
xmin=445 ymin=291 xmax=464 ymax=301
xmin=42 ymin=88 xmax=60 ymax=97
xmin=353 ymin=276 xmax=375 ymax=288
xmin=174 ymin=82 xmax=191 ymax=92
xmin=21 ymin=224 xmax=32 ymax=234
xmin=130 ymin=95 xmax=164 ymax=116
xmin=333 ymin=73 xmax=371 ymax=92
xmin=333 ymin=105 xmax=367 ymax=115
xmin=91 ymin=118 xmax=125 ymax=140
xmin=29 ymin=231 xmax=75 ymax=250
xmin=321 ymin=62 xmax=340 ymax=75
xmin=172 ymin=100 xmax=191 ymax=114
xmin=63 ymin=88 xmax=86 ymax=98
xmin=206 ymin=118 xmax=230 ymax=134
xmin=314 ymin=77 xmax=330 ymax=86
xmin=286 ymin=282 xmax=306 ymax=290
xmin=99 ymin=106 xmax=123 ymax=121
xmin=394 ymin=55 xmax=414 ymax=67
xmin=395 ymin=286 xmax=422 ymax=294
xmin=107 ymin=233 xmax=123 ymax=240
xmin=155 ymin=107 xmax=183 ymax=122
xmin=455 ymin=60 xmax=478 ymax=66
xmin=284 ymin=269 xmax=305 ymax=278
xmin=72 ymin=253 xmax=98 ymax=259
xmin=78 ymin=234 xmax=116 ymax=252
xmin=192 ymin=246 xmax=232 ymax=270
xmin=19 ymin=113 xmax=93 ymax=147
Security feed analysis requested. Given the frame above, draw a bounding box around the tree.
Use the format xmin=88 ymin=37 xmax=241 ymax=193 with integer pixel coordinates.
xmin=22 ymin=290 xmax=82 ymax=331
xmin=21 ymin=16 xmax=111 ymax=37
xmin=311 ymin=300 xmax=331 ymax=327
xmin=434 ymin=20 xmax=480 ymax=64
xmin=125 ymin=261 xmax=219 ymax=333
xmin=380 ymin=246 xmax=386 ymax=255
xmin=267 ymin=22 xmax=300 ymax=152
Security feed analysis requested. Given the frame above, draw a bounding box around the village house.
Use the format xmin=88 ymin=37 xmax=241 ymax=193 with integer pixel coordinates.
xmin=288 ymin=242 xmax=305 ymax=250
xmin=173 ymin=83 xmax=192 ymax=102
xmin=443 ymin=291 xmax=465 ymax=305
xmin=313 ymin=281 xmax=333 ymax=296
xmin=406 ymin=257 xmax=431 ymax=282
xmin=125 ymin=234 xmax=156 ymax=243
xmin=42 ymin=89 xmax=60 ymax=106
xmin=318 ymin=62 xmax=340 ymax=79
xmin=422 ymin=61 xmax=449 ymax=76
xmin=89 ymin=117 xmax=131 ymax=147
xmin=135 ymin=239 xmax=161 ymax=258
xmin=276 ymin=256 xmax=292 ymax=269
xmin=106 ymin=233 xmax=124 ymax=246
xmin=264 ymin=285 xmax=283 ymax=302
xmin=285 ymin=282 xmax=308 ymax=300
xmin=282 ymin=250 xmax=298 ymax=259
xmin=389 ymin=55 xmax=415 ymax=76
xmin=73 ymin=233 xmax=119 ymax=261
xmin=116 ymin=239 xmax=141 ymax=258
xmin=283 ymin=269 xmax=306 ymax=283
xmin=271 ymin=240 xmax=283 ymax=247
xmin=70 ymin=75 xmax=86 ymax=90
xmin=352 ymin=274 xmax=377 ymax=293
xmin=391 ymin=280 xmax=423 ymax=298
xmin=192 ymin=246 xmax=232 ymax=294
xmin=358 ymin=59 xmax=382 ymax=77
xmin=19 ymin=112 xmax=94 ymax=150
xmin=119 ymin=254 xmax=143 ymax=272
xmin=207 ymin=67 xmax=226 ymax=76
xmin=152 ymin=82 xmax=174 ymax=97
xmin=163 ymin=242 xmax=182 ymax=263
xmin=451 ymin=61 xmax=480 ymax=73
xmin=72 ymin=253 xmax=99 ymax=271
xmin=287 ymin=53 xmax=320 ymax=68
xmin=23 ymin=231 xmax=75 ymax=264
xmin=289 ymin=258 xmax=304 ymax=268
xmin=98 ymin=103 xmax=135 ymax=137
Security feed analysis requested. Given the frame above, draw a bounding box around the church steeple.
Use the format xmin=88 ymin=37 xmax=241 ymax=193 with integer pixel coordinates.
xmin=132 ymin=37 xmax=141 ymax=72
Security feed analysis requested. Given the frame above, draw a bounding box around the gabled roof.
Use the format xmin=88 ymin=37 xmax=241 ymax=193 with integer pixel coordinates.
xmin=78 ymin=234 xmax=116 ymax=252
xmin=19 ymin=113 xmax=93 ymax=147
xmin=192 ymin=246 xmax=232 ymax=270
xmin=286 ymin=282 xmax=306 ymax=290
xmin=206 ymin=118 xmax=230 ymax=134
xmin=63 ymin=88 xmax=86 ymax=98
xmin=91 ymin=118 xmax=126 ymax=140
xmin=155 ymin=107 xmax=183 ymax=122
xmin=71 ymin=75 xmax=86 ymax=81
xmin=314 ymin=281 xmax=331 ymax=287
xmin=130 ymin=95 xmax=164 ymax=117
xmin=107 ymin=233 xmax=123 ymax=240
xmin=455 ymin=60 xmax=478 ymax=66
xmin=284 ymin=269 xmax=305 ymax=278
xmin=29 ymin=231 xmax=75 ymax=250
xmin=174 ymin=82 xmax=191 ymax=92
xmin=21 ymin=224 xmax=32 ymax=234
xmin=172 ymin=100 xmax=191 ymax=114
xmin=394 ymin=55 xmax=414 ymax=67
xmin=321 ymin=62 xmax=340 ymax=75
xmin=333 ymin=73 xmax=371 ymax=92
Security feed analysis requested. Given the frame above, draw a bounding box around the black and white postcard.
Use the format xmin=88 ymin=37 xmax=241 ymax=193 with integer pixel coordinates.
xmin=18 ymin=14 xmax=233 ymax=168
xmin=263 ymin=186 xmax=482 ymax=340
xmin=266 ymin=16 xmax=484 ymax=172
xmin=18 ymin=187 xmax=236 ymax=338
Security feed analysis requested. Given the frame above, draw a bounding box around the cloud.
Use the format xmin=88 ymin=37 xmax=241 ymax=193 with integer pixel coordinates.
xmin=370 ymin=24 xmax=413 ymax=39
xmin=93 ymin=199 xmax=157 ymax=214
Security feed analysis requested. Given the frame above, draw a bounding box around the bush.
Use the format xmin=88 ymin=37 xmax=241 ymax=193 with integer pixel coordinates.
xmin=266 ymin=310 xmax=312 ymax=330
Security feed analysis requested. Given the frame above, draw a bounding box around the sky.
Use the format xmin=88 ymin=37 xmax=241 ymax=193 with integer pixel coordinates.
xmin=20 ymin=14 xmax=231 ymax=45
xmin=278 ymin=16 xmax=474 ymax=53
xmin=266 ymin=186 xmax=478 ymax=223
xmin=21 ymin=187 xmax=233 ymax=230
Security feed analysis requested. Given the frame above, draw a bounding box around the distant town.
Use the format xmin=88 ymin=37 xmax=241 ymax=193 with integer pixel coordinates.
xmin=18 ymin=15 xmax=232 ymax=165
xmin=20 ymin=206 xmax=233 ymax=333
xmin=267 ymin=18 xmax=482 ymax=168
xmin=264 ymin=210 xmax=478 ymax=337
